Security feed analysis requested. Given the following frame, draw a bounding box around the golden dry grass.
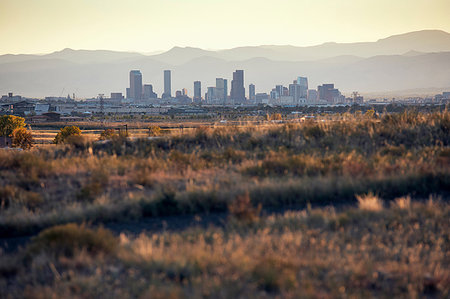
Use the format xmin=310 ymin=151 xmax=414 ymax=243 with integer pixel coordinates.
xmin=356 ymin=193 xmax=384 ymax=211
xmin=2 ymin=199 xmax=448 ymax=298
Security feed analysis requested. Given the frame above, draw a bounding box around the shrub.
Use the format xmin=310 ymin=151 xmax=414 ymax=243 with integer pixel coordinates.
xmin=76 ymin=169 xmax=109 ymax=203
xmin=53 ymin=126 xmax=82 ymax=144
xmin=392 ymin=195 xmax=411 ymax=210
xmin=303 ymin=124 xmax=325 ymax=139
xmin=148 ymin=126 xmax=162 ymax=137
xmin=267 ymin=113 xmax=282 ymax=121
xmin=252 ymin=257 xmax=297 ymax=292
xmin=99 ymin=129 xmax=117 ymax=140
xmin=0 ymin=185 xmax=16 ymax=210
xmin=65 ymin=135 xmax=90 ymax=153
xmin=0 ymin=115 xmax=25 ymax=137
xmin=228 ymin=192 xmax=261 ymax=224
xmin=27 ymin=223 xmax=118 ymax=258
xmin=356 ymin=193 xmax=383 ymax=211
xmin=11 ymin=127 xmax=33 ymax=149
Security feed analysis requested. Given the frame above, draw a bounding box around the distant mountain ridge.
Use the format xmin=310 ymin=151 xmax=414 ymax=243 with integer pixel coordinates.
xmin=0 ymin=30 xmax=450 ymax=97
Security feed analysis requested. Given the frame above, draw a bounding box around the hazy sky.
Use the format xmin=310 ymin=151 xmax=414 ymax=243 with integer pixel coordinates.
xmin=1 ymin=0 xmax=449 ymax=54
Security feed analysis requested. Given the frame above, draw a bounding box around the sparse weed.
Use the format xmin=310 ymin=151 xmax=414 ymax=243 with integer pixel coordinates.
xmin=356 ymin=192 xmax=383 ymax=211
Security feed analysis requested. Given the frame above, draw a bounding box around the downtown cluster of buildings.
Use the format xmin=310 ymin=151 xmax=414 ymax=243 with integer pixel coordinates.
xmin=122 ymin=69 xmax=360 ymax=106
xmin=1 ymin=69 xmax=450 ymax=119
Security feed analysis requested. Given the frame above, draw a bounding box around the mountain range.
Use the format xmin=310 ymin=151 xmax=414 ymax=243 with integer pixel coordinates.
xmin=1 ymin=29 xmax=450 ymax=98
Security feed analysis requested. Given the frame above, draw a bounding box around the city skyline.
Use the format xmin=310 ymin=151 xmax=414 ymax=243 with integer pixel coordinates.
xmin=1 ymin=0 xmax=450 ymax=55
xmin=1 ymin=28 xmax=450 ymax=98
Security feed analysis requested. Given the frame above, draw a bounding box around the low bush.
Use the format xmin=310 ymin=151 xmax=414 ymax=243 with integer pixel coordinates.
xmin=228 ymin=192 xmax=261 ymax=224
xmin=148 ymin=126 xmax=162 ymax=136
xmin=53 ymin=126 xmax=82 ymax=144
xmin=11 ymin=127 xmax=33 ymax=150
xmin=0 ymin=185 xmax=16 ymax=209
xmin=99 ymin=128 xmax=117 ymax=140
xmin=27 ymin=223 xmax=118 ymax=258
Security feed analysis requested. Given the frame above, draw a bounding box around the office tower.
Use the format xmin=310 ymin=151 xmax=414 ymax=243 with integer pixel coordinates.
xmin=206 ymin=87 xmax=215 ymax=103
xmin=307 ymin=89 xmax=318 ymax=102
xmin=111 ymin=93 xmax=124 ymax=100
xmin=249 ymin=84 xmax=256 ymax=101
xmin=224 ymin=79 xmax=228 ymax=102
xmin=182 ymin=88 xmax=188 ymax=96
xmin=270 ymin=89 xmax=277 ymax=100
xmin=255 ymin=93 xmax=269 ymax=104
xmin=275 ymin=85 xmax=284 ymax=99
xmin=289 ymin=81 xmax=302 ymax=101
xmin=318 ymin=84 xmax=341 ymax=103
xmin=129 ymin=70 xmax=142 ymax=100
xmin=230 ymin=70 xmax=245 ymax=102
xmin=194 ymin=81 xmax=202 ymax=101
xmin=215 ymin=78 xmax=227 ymax=102
xmin=143 ymin=84 xmax=157 ymax=99
xmin=163 ymin=70 xmax=171 ymax=98
xmin=297 ymin=77 xmax=308 ymax=88
xmin=295 ymin=76 xmax=308 ymax=98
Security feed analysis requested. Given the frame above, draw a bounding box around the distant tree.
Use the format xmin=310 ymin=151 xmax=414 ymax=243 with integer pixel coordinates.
xmin=0 ymin=115 xmax=25 ymax=137
xmin=148 ymin=126 xmax=161 ymax=137
xmin=11 ymin=127 xmax=33 ymax=150
xmin=365 ymin=109 xmax=376 ymax=118
xmin=270 ymin=113 xmax=282 ymax=121
xmin=53 ymin=126 xmax=82 ymax=144
xmin=99 ymin=129 xmax=117 ymax=140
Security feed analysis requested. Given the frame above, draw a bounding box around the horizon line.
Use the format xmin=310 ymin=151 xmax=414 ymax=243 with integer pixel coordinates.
xmin=1 ymin=28 xmax=448 ymax=56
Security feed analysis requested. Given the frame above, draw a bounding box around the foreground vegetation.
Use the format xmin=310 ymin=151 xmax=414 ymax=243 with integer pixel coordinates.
xmin=0 ymin=110 xmax=449 ymax=297
xmin=1 ymin=110 xmax=449 ymax=236
xmin=1 ymin=198 xmax=448 ymax=298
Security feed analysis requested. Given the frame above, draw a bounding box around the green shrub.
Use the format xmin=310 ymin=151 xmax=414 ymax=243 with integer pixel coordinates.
xmin=53 ymin=126 xmax=82 ymax=144
xmin=0 ymin=115 xmax=25 ymax=137
xmin=148 ymin=126 xmax=162 ymax=137
xmin=11 ymin=127 xmax=33 ymax=150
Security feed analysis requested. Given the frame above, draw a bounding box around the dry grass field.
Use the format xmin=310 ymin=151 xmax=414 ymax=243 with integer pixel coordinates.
xmin=1 ymin=110 xmax=449 ymax=298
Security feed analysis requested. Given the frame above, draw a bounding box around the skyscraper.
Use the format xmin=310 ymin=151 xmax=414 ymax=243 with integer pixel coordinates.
xmin=163 ymin=70 xmax=171 ymax=98
xmin=230 ymin=70 xmax=245 ymax=103
xmin=223 ymin=79 xmax=228 ymax=102
xmin=297 ymin=77 xmax=308 ymax=89
xmin=249 ymin=84 xmax=255 ymax=101
xmin=307 ymin=89 xmax=318 ymax=102
xmin=194 ymin=81 xmax=202 ymax=101
xmin=275 ymin=85 xmax=284 ymax=99
xmin=297 ymin=76 xmax=308 ymax=98
xmin=143 ymin=84 xmax=157 ymax=99
xmin=215 ymin=78 xmax=227 ymax=102
xmin=318 ymin=84 xmax=341 ymax=103
xmin=129 ymin=70 xmax=142 ymax=100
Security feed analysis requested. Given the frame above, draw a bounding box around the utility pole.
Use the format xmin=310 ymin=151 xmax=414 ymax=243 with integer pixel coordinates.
xmin=98 ymin=94 xmax=105 ymax=127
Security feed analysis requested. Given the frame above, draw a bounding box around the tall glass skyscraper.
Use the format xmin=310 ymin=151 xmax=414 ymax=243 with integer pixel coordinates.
xmin=230 ymin=70 xmax=245 ymax=102
xmin=163 ymin=70 xmax=171 ymax=98
xmin=129 ymin=70 xmax=142 ymax=100
xmin=194 ymin=81 xmax=201 ymax=101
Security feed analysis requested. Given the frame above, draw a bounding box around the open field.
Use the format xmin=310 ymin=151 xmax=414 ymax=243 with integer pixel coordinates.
xmin=1 ymin=110 xmax=449 ymax=298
